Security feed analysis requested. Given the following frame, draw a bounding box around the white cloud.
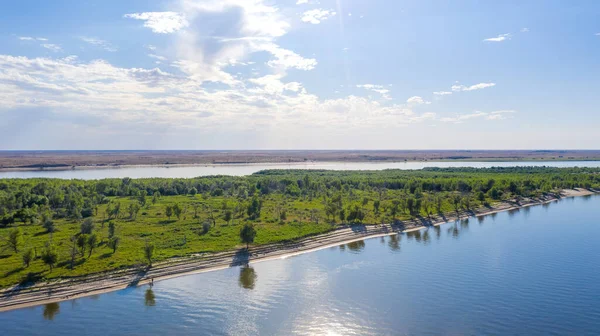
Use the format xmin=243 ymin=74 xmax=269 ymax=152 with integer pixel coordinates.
xmin=0 ymin=54 xmax=439 ymax=135
xmin=124 ymin=12 xmax=189 ymax=33
xmin=18 ymin=36 xmax=47 ymax=41
xmin=357 ymin=84 xmax=391 ymax=100
xmin=148 ymin=54 xmax=167 ymax=61
xmin=433 ymin=91 xmax=452 ymax=96
xmin=521 ymin=28 xmax=529 ymax=33
xmin=41 ymin=44 xmax=62 ymax=52
xmin=451 ymin=82 xmax=496 ymax=92
xmin=169 ymin=0 xmax=316 ymax=84
xmin=296 ymin=0 xmax=309 ymax=4
xmin=441 ymin=110 xmax=516 ymax=123
xmin=262 ymin=43 xmax=317 ymax=70
xmin=406 ymin=96 xmax=430 ymax=105
xmin=486 ymin=110 xmax=516 ymax=120
xmin=596 ymin=33 xmax=600 ymax=36
xmin=80 ymin=37 xmax=117 ymax=52
xmin=301 ymin=9 xmax=336 ymax=24
xmin=146 ymin=45 xmax=157 ymax=51
xmin=249 ymin=74 xmax=303 ymax=94
xmin=483 ymin=33 xmax=511 ymax=42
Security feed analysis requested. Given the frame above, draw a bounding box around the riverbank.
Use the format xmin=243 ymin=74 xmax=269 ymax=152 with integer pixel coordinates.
xmin=3 ymin=150 xmax=600 ymax=172
xmin=0 ymin=188 xmax=595 ymax=312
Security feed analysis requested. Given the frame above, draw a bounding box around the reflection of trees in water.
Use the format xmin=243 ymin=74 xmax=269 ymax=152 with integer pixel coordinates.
xmin=145 ymin=288 xmax=156 ymax=306
xmin=508 ymin=208 xmax=520 ymax=218
xmin=346 ymin=240 xmax=365 ymax=252
xmin=448 ymin=222 xmax=460 ymax=238
xmin=460 ymin=218 xmax=469 ymax=230
xmin=380 ymin=237 xmax=385 ymax=244
xmin=43 ymin=302 xmax=60 ymax=320
xmin=339 ymin=244 xmax=346 ymax=251
xmin=434 ymin=226 xmax=441 ymax=240
xmin=522 ymin=206 xmax=531 ymax=218
xmin=477 ymin=215 xmax=485 ymax=225
xmin=406 ymin=230 xmax=422 ymax=243
xmin=490 ymin=212 xmax=498 ymax=220
xmin=388 ymin=234 xmax=400 ymax=251
xmin=422 ymin=229 xmax=430 ymax=244
xmin=239 ymin=266 xmax=257 ymax=290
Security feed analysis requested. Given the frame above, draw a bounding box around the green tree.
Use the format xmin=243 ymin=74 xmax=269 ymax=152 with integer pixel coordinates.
xmin=144 ymin=241 xmax=155 ymax=266
xmin=165 ymin=205 xmax=173 ymax=220
xmin=247 ymin=197 xmax=262 ymax=220
xmin=80 ymin=218 xmax=94 ymax=234
xmin=173 ymin=203 xmax=182 ymax=220
xmin=477 ymin=191 xmax=486 ymax=205
xmin=373 ymin=200 xmax=380 ymax=214
xmin=452 ymin=194 xmax=462 ymax=215
xmin=108 ymin=236 xmax=120 ymax=254
xmin=202 ymin=221 xmax=211 ymax=234
xmin=108 ymin=222 xmax=116 ymax=238
xmin=43 ymin=219 xmax=56 ymax=234
xmin=22 ymin=248 xmax=34 ymax=268
xmin=41 ymin=245 xmax=58 ymax=271
xmin=87 ymin=234 xmax=97 ymax=257
xmin=6 ymin=228 xmax=22 ymax=253
xmin=77 ymin=234 xmax=87 ymax=257
xmin=224 ymin=210 xmax=232 ymax=224
xmin=240 ymin=223 xmax=257 ymax=249
xmin=128 ymin=203 xmax=141 ymax=220
xmin=152 ymin=191 xmax=161 ymax=204
xmin=138 ymin=191 xmax=147 ymax=207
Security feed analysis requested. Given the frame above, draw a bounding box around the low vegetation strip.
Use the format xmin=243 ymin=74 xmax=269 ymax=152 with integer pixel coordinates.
xmin=0 ymin=167 xmax=599 ymax=292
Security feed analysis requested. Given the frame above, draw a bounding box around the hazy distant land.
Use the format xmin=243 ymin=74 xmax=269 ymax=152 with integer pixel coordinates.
xmin=1 ymin=150 xmax=600 ymax=171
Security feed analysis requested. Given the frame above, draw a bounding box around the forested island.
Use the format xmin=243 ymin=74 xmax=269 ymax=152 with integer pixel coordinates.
xmin=1 ymin=167 xmax=599 ymax=291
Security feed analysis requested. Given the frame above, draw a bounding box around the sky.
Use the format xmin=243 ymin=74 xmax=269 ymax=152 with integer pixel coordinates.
xmin=0 ymin=0 xmax=599 ymax=150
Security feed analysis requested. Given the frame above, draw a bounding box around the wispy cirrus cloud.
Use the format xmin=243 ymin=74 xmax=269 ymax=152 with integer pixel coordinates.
xmin=80 ymin=37 xmax=118 ymax=52
xmin=124 ymin=12 xmax=189 ymax=33
xmin=441 ymin=110 xmax=515 ymax=123
xmin=357 ymin=84 xmax=391 ymax=100
xmin=41 ymin=44 xmax=62 ymax=52
xmin=301 ymin=9 xmax=336 ymax=24
xmin=483 ymin=33 xmax=511 ymax=42
xmin=451 ymin=82 xmax=496 ymax=92
xmin=19 ymin=36 xmax=48 ymax=41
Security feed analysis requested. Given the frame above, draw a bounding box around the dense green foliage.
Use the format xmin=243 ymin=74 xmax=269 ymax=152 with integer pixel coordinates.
xmin=0 ymin=167 xmax=598 ymax=287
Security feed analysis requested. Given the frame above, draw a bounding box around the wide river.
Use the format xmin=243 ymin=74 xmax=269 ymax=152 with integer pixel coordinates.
xmin=1 ymin=195 xmax=600 ymax=335
xmin=2 ymin=161 xmax=600 ymax=179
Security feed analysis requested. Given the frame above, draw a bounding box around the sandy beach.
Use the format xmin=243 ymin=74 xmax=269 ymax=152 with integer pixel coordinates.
xmin=0 ymin=188 xmax=596 ymax=313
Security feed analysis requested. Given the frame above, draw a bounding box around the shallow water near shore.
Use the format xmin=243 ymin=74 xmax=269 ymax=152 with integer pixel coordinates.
xmin=2 ymin=195 xmax=600 ymax=335
xmin=2 ymin=160 xmax=600 ymax=179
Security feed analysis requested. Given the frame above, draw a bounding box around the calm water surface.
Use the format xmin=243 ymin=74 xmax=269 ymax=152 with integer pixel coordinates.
xmin=2 ymin=195 xmax=600 ymax=335
xmin=2 ymin=161 xmax=600 ymax=179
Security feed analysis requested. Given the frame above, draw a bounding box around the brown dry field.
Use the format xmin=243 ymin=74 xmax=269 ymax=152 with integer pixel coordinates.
xmin=1 ymin=150 xmax=600 ymax=170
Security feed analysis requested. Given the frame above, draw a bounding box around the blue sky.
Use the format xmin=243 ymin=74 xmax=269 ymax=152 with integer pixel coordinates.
xmin=1 ymin=0 xmax=599 ymax=149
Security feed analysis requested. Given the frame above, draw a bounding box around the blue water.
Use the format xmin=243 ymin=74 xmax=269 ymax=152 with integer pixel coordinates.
xmin=1 ymin=195 xmax=600 ymax=335
xmin=2 ymin=160 xmax=600 ymax=179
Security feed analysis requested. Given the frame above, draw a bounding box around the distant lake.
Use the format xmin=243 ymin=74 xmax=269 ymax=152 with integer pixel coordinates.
xmin=2 ymin=195 xmax=600 ymax=335
xmin=2 ymin=161 xmax=600 ymax=179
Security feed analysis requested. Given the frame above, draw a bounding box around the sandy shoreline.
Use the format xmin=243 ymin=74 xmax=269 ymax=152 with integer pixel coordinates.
xmin=0 ymin=188 xmax=596 ymax=312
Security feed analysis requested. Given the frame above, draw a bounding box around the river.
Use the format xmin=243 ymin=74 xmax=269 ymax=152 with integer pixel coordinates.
xmin=2 ymin=161 xmax=600 ymax=179
xmin=1 ymin=195 xmax=599 ymax=335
